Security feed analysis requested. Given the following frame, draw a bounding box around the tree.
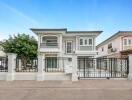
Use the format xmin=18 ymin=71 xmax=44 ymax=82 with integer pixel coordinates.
xmin=3 ymin=33 xmax=37 ymax=58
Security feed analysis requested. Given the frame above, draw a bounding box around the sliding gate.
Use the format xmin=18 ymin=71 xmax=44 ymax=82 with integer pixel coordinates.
xmin=78 ymin=58 xmax=129 ymax=79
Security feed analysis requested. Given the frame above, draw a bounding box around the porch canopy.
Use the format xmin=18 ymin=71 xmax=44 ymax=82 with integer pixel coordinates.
xmin=120 ymin=49 xmax=132 ymax=58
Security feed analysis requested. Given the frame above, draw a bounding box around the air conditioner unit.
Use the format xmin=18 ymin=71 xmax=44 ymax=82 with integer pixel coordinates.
xmin=112 ymin=48 xmax=117 ymax=52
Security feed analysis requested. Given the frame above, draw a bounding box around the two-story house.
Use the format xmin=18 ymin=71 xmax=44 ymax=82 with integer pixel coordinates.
xmin=97 ymin=31 xmax=132 ymax=58
xmin=31 ymin=28 xmax=102 ymax=77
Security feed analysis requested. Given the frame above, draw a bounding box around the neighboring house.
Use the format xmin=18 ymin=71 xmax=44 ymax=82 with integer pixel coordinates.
xmin=96 ymin=31 xmax=132 ymax=58
xmin=0 ymin=41 xmax=6 ymax=57
xmin=31 ymin=28 xmax=102 ymax=75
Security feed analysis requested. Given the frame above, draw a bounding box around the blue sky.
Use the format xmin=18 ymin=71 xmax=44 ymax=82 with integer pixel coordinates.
xmin=0 ymin=0 xmax=132 ymax=44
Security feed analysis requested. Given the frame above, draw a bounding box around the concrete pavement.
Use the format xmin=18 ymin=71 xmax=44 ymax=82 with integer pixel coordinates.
xmin=0 ymin=80 xmax=132 ymax=100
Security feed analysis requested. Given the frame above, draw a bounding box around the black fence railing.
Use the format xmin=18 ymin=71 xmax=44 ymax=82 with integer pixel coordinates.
xmin=15 ymin=57 xmax=38 ymax=72
xmin=78 ymin=58 xmax=129 ymax=79
xmin=0 ymin=57 xmax=8 ymax=72
xmin=44 ymin=57 xmax=69 ymax=72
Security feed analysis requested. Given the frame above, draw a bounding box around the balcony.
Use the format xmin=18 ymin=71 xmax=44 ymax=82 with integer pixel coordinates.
xmin=40 ymin=42 xmax=59 ymax=48
xmin=39 ymin=42 xmax=60 ymax=52
xmin=39 ymin=36 xmax=60 ymax=52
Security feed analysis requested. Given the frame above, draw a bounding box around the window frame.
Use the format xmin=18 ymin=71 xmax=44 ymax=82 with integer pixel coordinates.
xmin=79 ymin=38 xmax=83 ymax=46
xmin=108 ymin=43 xmax=112 ymax=49
xmin=46 ymin=39 xmax=58 ymax=46
xmin=66 ymin=40 xmax=73 ymax=54
xmin=124 ymin=39 xmax=127 ymax=45
xmin=79 ymin=37 xmax=93 ymax=46
xmin=101 ymin=47 xmax=104 ymax=52
xmin=128 ymin=39 xmax=131 ymax=45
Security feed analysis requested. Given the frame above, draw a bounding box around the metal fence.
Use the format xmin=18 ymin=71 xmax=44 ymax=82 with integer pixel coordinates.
xmin=15 ymin=57 xmax=38 ymax=72
xmin=44 ymin=57 xmax=71 ymax=72
xmin=78 ymin=58 xmax=129 ymax=79
xmin=0 ymin=57 xmax=8 ymax=72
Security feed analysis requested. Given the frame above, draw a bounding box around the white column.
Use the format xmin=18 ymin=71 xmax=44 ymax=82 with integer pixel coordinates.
xmin=94 ymin=58 xmax=97 ymax=70
xmin=36 ymin=54 xmax=45 ymax=81
xmin=93 ymin=38 xmax=95 ymax=51
xmin=58 ymin=53 xmax=63 ymax=70
xmin=76 ymin=36 xmax=78 ymax=51
xmin=6 ymin=53 xmax=17 ymax=81
xmin=59 ymin=34 xmax=62 ymax=51
xmin=72 ymin=54 xmax=78 ymax=81
xmin=38 ymin=35 xmax=41 ymax=51
xmin=128 ymin=54 xmax=132 ymax=80
xmin=19 ymin=59 xmax=22 ymax=70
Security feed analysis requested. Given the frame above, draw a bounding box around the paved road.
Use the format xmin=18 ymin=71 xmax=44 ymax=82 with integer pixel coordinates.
xmin=0 ymin=80 xmax=132 ymax=100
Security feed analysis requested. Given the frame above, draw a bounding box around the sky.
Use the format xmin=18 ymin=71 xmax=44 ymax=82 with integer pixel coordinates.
xmin=0 ymin=0 xmax=132 ymax=45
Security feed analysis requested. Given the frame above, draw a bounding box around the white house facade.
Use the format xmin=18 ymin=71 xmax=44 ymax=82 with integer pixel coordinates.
xmin=30 ymin=28 xmax=102 ymax=80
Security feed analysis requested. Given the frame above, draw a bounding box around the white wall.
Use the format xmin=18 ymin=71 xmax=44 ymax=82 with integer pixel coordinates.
xmin=0 ymin=73 xmax=71 ymax=80
xmin=97 ymin=36 xmax=122 ymax=57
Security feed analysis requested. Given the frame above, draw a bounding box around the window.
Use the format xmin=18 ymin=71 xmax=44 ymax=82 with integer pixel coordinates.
xmin=46 ymin=57 xmax=57 ymax=68
xmin=128 ymin=39 xmax=131 ymax=45
xmin=108 ymin=43 xmax=112 ymax=49
xmin=46 ymin=39 xmax=57 ymax=46
xmin=84 ymin=39 xmax=87 ymax=45
xmin=101 ymin=47 xmax=104 ymax=51
xmin=80 ymin=39 xmax=83 ymax=45
xmin=124 ymin=39 xmax=127 ymax=45
xmin=66 ymin=41 xmax=72 ymax=53
xmin=79 ymin=38 xmax=93 ymax=46
xmin=89 ymin=39 xmax=92 ymax=45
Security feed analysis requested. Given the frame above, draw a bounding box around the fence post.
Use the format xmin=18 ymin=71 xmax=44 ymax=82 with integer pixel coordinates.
xmin=128 ymin=54 xmax=132 ymax=80
xmin=6 ymin=53 xmax=17 ymax=81
xmin=72 ymin=54 xmax=78 ymax=81
xmin=36 ymin=54 xmax=44 ymax=81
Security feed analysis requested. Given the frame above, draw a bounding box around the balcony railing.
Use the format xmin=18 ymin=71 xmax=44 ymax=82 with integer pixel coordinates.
xmin=40 ymin=43 xmax=59 ymax=48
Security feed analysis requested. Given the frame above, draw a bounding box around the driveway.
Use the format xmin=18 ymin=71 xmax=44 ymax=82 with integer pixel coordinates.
xmin=0 ymin=80 xmax=132 ymax=100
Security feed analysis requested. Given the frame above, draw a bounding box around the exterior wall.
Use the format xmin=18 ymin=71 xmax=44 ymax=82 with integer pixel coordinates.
xmin=0 ymin=73 xmax=71 ymax=80
xmin=97 ymin=36 xmax=122 ymax=57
